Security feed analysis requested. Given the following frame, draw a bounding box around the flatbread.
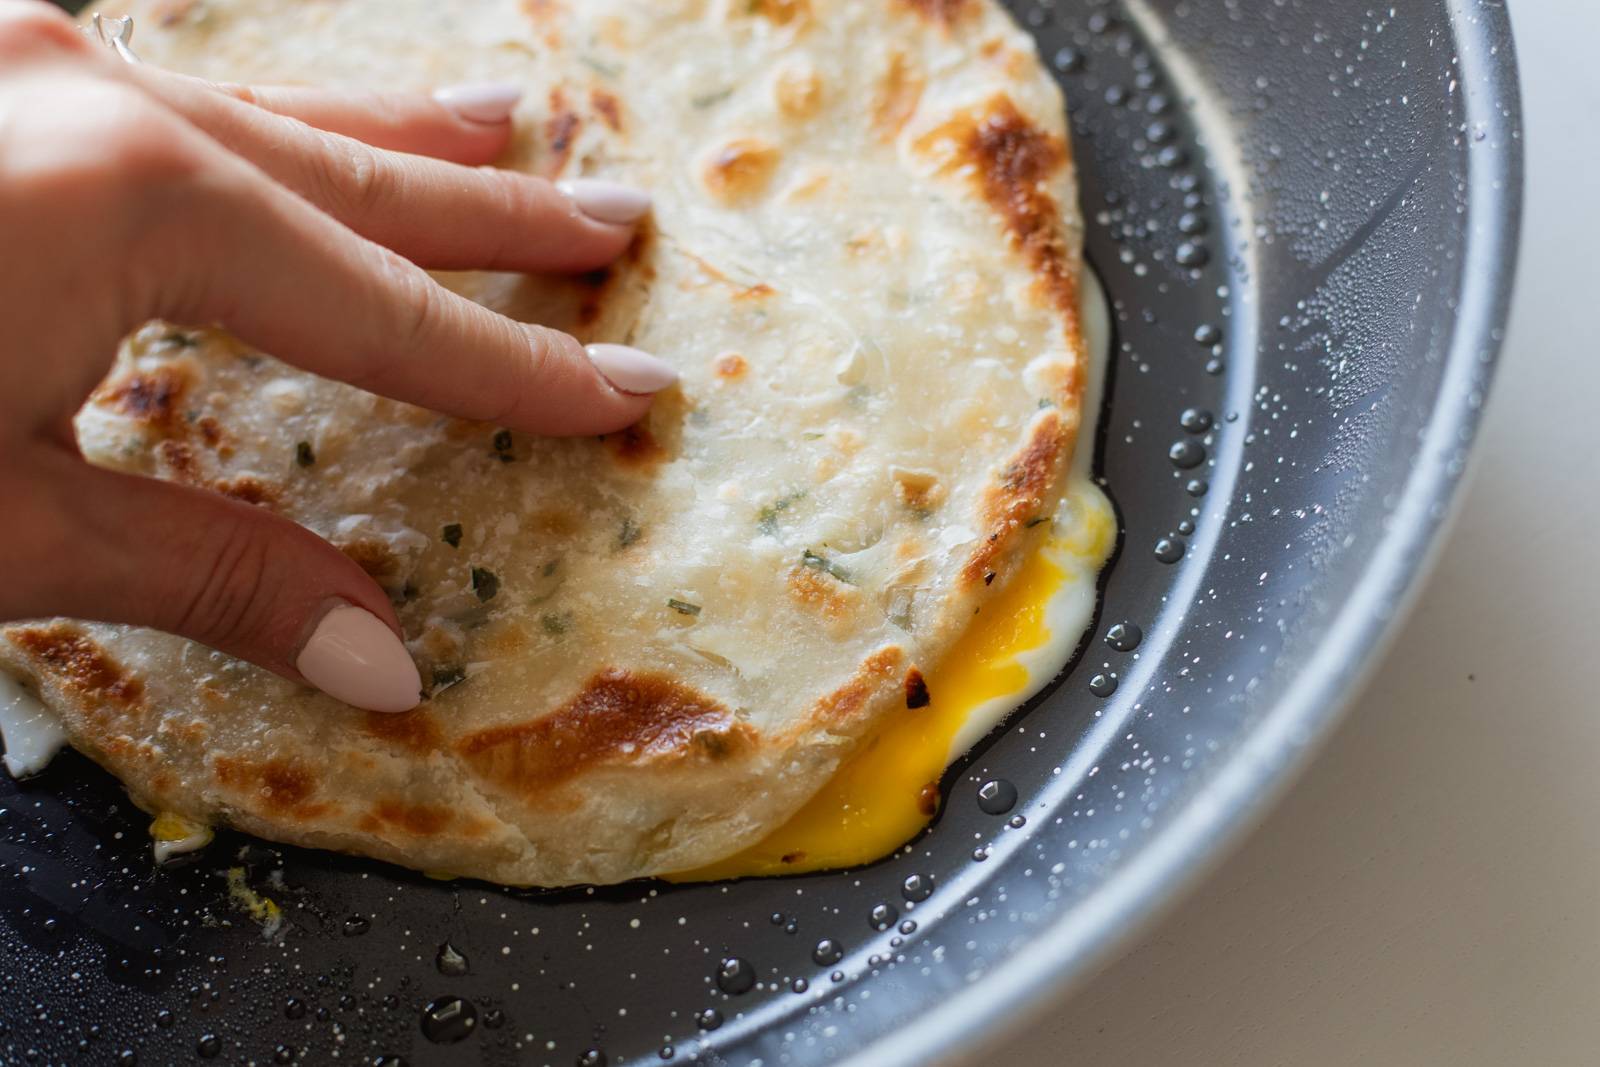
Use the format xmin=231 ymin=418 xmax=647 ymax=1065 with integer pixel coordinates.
xmin=0 ymin=0 xmax=1088 ymax=886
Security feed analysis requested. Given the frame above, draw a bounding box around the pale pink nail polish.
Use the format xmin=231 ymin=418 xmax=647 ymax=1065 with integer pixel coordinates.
xmin=433 ymin=82 xmax=524 ymax=124
xmin=586 ymin=344 xmax=678 ymax=395
xmin=557 ymin=178 xmax=653 ymax=225
xmin=295 ymin=603 xmax=421 ymax=713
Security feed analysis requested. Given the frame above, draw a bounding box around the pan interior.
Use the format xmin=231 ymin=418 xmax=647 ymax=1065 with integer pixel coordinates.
xmin=0 ymin=2 xmax=1519 ymax=1065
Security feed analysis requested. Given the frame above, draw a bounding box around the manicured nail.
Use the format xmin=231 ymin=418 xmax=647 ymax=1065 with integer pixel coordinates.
xmin=295 ymin=603 xmax=421 ymax=713
xmin=586 ymin=344 xmax=678 ymax=395
xmin=557 ymin=178 xmax=652 ymax=225
xmin=432 ymin=82 xmax=523 ymax=124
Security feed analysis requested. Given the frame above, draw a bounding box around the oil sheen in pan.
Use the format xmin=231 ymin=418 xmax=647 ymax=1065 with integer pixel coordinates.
xmin=679 ymin=266 xmax=1116 ymax=880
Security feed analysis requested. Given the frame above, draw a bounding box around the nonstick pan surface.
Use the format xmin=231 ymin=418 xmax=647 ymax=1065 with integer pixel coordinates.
xmin=5 ymin=2 xmax=1522 ymax=1064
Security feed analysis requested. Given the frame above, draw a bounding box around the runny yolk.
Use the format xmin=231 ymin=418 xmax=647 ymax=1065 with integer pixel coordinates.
xmin=673 ymin=534 xmax=1078 ymax=882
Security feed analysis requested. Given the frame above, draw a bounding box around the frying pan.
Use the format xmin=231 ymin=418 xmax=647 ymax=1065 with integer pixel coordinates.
xmin=4 ymin=1 xmax=1522 ymax=1064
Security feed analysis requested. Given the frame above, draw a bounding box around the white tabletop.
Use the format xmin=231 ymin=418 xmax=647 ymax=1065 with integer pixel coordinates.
xmin=989 ymin=2 xmax=1600 ymax=1062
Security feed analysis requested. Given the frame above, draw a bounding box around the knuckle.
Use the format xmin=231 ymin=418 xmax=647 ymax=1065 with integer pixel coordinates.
xmin=314 ymin=134 xmax=393 ymax=218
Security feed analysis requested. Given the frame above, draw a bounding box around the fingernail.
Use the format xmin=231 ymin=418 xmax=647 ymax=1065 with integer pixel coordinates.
xmin=557 ymin=178 xmax=652 ymax=225
xmin=295 ymin=603 xmax=421 ymax=713
xmin=433 ymin=82 xmax=524 ymax=124
xmin=586 ymin=343 xmax=678 ymax=395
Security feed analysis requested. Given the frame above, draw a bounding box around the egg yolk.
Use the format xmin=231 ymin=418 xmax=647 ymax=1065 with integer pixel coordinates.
xmin=674 ymin=489 xmax=1111 ymax=882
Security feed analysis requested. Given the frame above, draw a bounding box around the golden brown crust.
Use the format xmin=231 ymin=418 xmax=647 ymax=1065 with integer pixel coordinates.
xmin=802 ymin=647 xmax=904 ymax=729
xmin=361 ymin=709 xmax=443 ymax=753
xmin=455 ymin=670 xmax=757 ymax=795
xmin=898 ymin=0 xmax=975 ymax=28
xmin=702 ymin=138 xmax=782 ymax=203
xmin=98 ymin=364 xmax=192 ymax=435
xmin=918 ymin=94 xmax=1082 ymax=336
xmin=212 ymin=755 xmax=329 ymax=819
xmin=7 ymin=624 xmax=144 ymax=712
xmin=961 ymin=413 xmax=1069 ymax=586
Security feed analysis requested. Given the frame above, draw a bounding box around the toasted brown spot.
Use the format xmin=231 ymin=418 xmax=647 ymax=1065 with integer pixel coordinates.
xmin=917 ymin=781 xmax=941 ymax=816
xmin=99 ymin=365 xmax=192 ymax=433
xmin=781 ymin=850 xmax=807 ymax=864
xmin=898 ymin=0 xmax=974 ymax=26
xmin=367 ymin=800 xmax=452 ymax=837
xmin=604 ymin=421 xmax=666 ymax=468
xmin=456 ymin=670 xmax=756 ymax=793
xmin=340 ymin=539 xmax=401 ymax=582
xmin=787 ymin=567 xmax=856 ymax=620
xmin=544 ymin=90 xmax=581 ymax=176
xmin=681 ymin=250 xmax=776 ymax=300
xmin=873 ymin=50 xmax=925 ymax=138
xmin=214 ymin=476 xmax=278 ymax=508
xmin=807 ymin=647 xmax=904 ymax=727
xmin=773 ymin=63 xmax=823 ymax=119
xmin=363 ymin=710 xmax=442 ymax=754
xmin=748 ymin=0 xmax=809 ymax=24
xmin=8 ymin=624 xmax=144 ymax=711
xmin=703 ymin=138 xmax=781 ymax=203
xmin=195 ymin=415 xmax=224 ymax=449
xmin=917 ymin=96 xmax=1080 ymax=332
xmin=156 ymin=438 xmax=199 ymax=481
xmin=519 ymin=0 xmax=562 ymax=20
xmin=714 ymin=353 xmax=749 ymax=380
xmin=962 ymin=414 xmax=1069 ymax=586
xmin=590 ymin=88 xmax=623 ymax=131
xmin=904 ymin=669 xmax=931 ymax=709
xmin=212 ymin=756 xmax=319 ymax=817
xmin=735 ymin=283 xmax=775 ymax=301
xmin=893 ymin=468 xmax=946 ymax=512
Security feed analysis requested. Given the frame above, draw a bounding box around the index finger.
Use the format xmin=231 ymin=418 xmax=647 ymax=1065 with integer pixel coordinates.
xmin=150 ymin=129 xmax=676 ymax=437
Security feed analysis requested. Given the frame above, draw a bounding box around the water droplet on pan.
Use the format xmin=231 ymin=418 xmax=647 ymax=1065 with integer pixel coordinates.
xmin=900 ymin=873 xmax=935 ymax=902
xmin=575 ymin=1050 xmax=607 ymax=1067
xmin=1186 ymin=478 xmax=1209 ymax=497
xmin=1105 ymin=622 xmax=1143 ymax=651
xmin=1154 ymin=538 xmax=1185 ymax=564
xmin=812 ymin=939 xmax=844 ymax=966
xmin=1088 ymin=672 xmax=1118 ymax=697
xmin=1169 ymin=439 xmax=1206 ymax=469
xmin=1053 ymin=46 xmax=1083 ymax=73
xmin=284 ymin=999 xmax=306 ymax=1021
xmin=696 ymin=1008 xmax=724 ymax=1032
xmin=1180 ymin=407 xmax=1214 ymax=433
xmin=1193 ymin=323 xmax=1222 ymax=346
xmin=715 ymin=957 xmax=756 ymax=996
xmin=976 ymin=779 xmax=1018 ymax=815
xmin=868 ymin=903 xmax=898 ymax=931
xmin=342 ymin=916 xmax=371 ymax=937
xmin=420 ymin=996 xmax=477 ymax=1044
xmin=196 ymin=1036 xmax=220 ymax=1059
xmin=435 ymin=942 xmax=469 ymax=977
xmin=1175 ymin=242 xmax=1209 ymax=268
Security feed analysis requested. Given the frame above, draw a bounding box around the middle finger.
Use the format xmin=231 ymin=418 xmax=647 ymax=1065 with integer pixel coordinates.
xmin=128 ymin=63 xmax=649 ymax=275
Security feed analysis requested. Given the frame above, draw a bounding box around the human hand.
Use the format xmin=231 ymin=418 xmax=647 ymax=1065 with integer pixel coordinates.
xmin=0 ymin=0 xmax=674 ymax=712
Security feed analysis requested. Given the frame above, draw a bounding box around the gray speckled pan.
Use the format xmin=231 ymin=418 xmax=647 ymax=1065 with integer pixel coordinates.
xmin=5 ymin=2 xmax=1522 ymax=1063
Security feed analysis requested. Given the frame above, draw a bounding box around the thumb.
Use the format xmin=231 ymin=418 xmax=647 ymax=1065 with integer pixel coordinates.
xmin=32 ymin=457 xmax=421 ymax=713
